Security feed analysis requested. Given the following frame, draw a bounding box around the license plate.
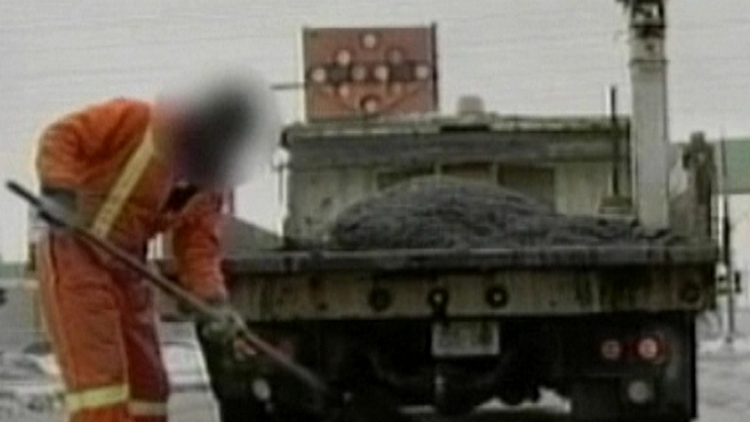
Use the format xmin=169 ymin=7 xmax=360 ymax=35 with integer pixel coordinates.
xmin=431 ymin=321 xmax=500 ymax=357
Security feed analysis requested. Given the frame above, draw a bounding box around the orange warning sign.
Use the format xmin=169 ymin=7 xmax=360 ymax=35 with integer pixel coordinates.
xmin=302 ymin=25 xmax=438 ymax=121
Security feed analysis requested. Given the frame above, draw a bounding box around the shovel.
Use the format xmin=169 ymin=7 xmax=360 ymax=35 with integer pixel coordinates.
xmin=6 ymin=180 xmax=413 ymax=422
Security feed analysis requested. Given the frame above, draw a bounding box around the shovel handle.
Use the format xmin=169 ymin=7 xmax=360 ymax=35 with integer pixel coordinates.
xmin=7 ymin=180 xmax=42 ymax=208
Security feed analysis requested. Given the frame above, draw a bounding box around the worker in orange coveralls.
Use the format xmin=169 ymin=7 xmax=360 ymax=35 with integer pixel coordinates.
xmin=34 ymin=80 xmax=259 ymax=422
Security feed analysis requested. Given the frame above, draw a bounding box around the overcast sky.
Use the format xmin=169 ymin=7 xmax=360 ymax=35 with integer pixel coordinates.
xmin=1 ymin=0 xmax=749 ymax=261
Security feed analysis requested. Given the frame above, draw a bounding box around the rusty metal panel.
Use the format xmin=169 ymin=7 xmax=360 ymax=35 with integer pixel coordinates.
xmin=302 ymin=25 xmax=438 ymax=121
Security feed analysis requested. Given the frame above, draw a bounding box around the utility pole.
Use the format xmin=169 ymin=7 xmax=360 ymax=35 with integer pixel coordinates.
xmin=720 ymin=134 xmax=736 ymax=345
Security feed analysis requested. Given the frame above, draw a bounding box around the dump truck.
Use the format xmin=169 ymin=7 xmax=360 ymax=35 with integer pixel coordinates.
xmin=168 ymin=103 xmax=717 ymax=422
xmin=170 ymin=2 xmax=717 ymax=421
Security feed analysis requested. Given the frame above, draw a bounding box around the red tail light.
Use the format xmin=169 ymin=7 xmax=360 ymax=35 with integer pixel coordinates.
xmin=601 ymin=339 xmax=623 ymax=361
xmin=636 ymin=336 xmax=664 ymax=362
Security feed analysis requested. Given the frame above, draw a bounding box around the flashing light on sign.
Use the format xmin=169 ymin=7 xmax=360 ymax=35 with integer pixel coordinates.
xmin=335 ymin=49 xmax=353 ymax=67
xmin=361 ymin=96 xmax=381 ymax=114
xmin=302 ymin=25 xmax=438 ymax=120
xmin=374 ymin=64 xmax=390 ymax=82
xmin=337 ymin=83 xmax=352 ymax=98
xmin=415 ymin=64 xmax=431 ymax=80
xmin=310 ymin=67 xmax=327 ymax=84
xmin=362 ymin=32 xmax=379 ymax=49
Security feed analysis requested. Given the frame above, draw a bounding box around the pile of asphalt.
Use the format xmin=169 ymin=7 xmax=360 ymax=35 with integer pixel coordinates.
xmin=327 ymin=177 xmax=682 ymax=250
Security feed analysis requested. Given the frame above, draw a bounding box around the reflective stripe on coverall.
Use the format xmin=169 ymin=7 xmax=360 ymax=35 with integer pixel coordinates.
xmin=35 ymin=99 xmax=227 ymax=422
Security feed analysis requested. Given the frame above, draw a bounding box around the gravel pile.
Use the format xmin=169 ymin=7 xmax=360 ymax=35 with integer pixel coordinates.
xmin=327 ymin=176 xmax=682 ymax=250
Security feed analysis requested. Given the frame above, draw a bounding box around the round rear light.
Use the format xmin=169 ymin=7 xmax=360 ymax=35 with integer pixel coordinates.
xmin=600 ymin=339 xmax=622 ymax=361
xmin=626 ymin=379 xmax=654 ymax=405
xmin=637 ymin=337 xmax=661 ymax=361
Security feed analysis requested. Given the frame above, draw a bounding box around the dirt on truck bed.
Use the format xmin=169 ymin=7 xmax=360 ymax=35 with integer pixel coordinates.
xmin=328 ymin=177 xmax=684 ymax=250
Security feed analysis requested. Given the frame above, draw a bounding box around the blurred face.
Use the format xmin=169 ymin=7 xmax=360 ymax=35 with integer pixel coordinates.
xmin=158 ymin=86 xmax=253 ymax=188
xmin=155 ymin=72 xmax=282 ymax=189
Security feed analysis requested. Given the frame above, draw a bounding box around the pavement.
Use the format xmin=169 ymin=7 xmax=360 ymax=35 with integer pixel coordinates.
xmin=692 ymin=306 xmax=750 ymax=422
xmin=0 ymin=392 xmax=218 ymax=422
xmin=697 ymin=351 xmax=750 ymax=422
xmin=0 ymin=322 xmax=220 ymax=422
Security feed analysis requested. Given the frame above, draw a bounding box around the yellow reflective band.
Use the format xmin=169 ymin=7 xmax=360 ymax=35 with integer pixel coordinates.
xmin=90 ymin=126 xmax=155 ymax=238
xmin=129 ymin=400 xmax=169 ymax=417
xmin=66 ymin=384 xmax=129 ymax=414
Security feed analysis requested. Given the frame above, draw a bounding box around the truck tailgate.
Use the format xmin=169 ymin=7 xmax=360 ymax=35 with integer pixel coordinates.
xmin=196 ymin=245 xmax=717 ymax=321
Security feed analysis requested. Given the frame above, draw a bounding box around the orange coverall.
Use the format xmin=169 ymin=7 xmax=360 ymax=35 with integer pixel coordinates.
xmin=34 ymin=98 xmax=227 ymax=422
